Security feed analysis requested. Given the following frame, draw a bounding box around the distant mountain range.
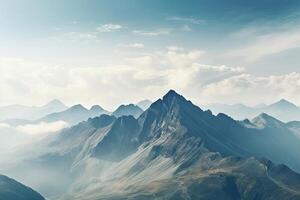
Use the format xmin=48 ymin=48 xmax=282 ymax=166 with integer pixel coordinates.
xmin=5 ymin=90 xmax=300 ymax=200
xmin=1 ymin=101 xmax=148 ymax=131
xmin=38 ymin=104 xmax=109 ymax=126
xmin=0 ymin=175 xmax=45 ymax=200
xmin=206 ymin=98 xmax=300 ymax=122
xmin=0 ymin=99 xmax=67 ymax=121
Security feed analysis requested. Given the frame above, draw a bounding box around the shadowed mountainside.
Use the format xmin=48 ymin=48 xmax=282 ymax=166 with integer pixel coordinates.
xmin=0 ymin=175 xmax=45 ymax=200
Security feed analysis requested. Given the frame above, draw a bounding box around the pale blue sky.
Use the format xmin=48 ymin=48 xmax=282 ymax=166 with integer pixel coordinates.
xmin=1 ymin=0 xmax=300 ymax=109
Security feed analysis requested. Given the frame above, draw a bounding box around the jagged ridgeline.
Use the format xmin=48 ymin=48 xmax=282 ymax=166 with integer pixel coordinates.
xmin=2 ymin=90 xmax=300 ymax=200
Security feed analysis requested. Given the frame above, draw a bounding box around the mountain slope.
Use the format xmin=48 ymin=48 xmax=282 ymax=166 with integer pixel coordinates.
xmin=62 ymin=90 xmax=300 ymax=199
xmin=0 ymin=175 xmax=45 ymax=200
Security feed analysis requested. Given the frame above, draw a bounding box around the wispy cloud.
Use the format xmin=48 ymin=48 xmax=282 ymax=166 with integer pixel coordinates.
xmin=225 ymin=25 xmax=300 ymax=63
xmin=0 ymin=123 xmax=10 ymax=128
xmin=201 ymin=72 xmax=300 ymax=106
xmin=167 ymin=16 xmax=206 ymax=24
xmin=127 ymin=43 xmax=145 ymax=48
xmin=16 ymin=121 xmax=69 ymax=135
xmin=97 ymin=23 xmax=123 ymax=33
xmin=181 ymin=24 xmax=192 ymax=31
xmin=133 ymin=29 xmax=170 ymax=36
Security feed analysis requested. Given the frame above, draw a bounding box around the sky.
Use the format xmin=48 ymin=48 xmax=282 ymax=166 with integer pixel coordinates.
xmin=1 ymin=0 xmax=300 ymax=110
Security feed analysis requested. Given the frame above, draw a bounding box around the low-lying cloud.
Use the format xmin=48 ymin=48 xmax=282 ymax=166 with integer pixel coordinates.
xmin=16 ymin=121 xmax=69 ymax=135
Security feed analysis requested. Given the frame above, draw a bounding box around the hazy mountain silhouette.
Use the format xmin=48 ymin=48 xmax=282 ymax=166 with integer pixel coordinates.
xmin=112 ymin=104 xmax=143 ymax=118
xmin=208 ymin=98 xmax=300 ymax=122
xmin=137 ymin=99 xmax=153 ymax=110
xmin=0 ymin=99 xmax=67 ymax=121
xmin=38 ymin=104 xmax=109 ymax=126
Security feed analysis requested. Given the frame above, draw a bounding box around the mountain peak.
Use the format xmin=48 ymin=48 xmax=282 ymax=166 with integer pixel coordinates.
xmin=90 ymin=105 xmax=104 ymax=112
xmin=162 ymin=89 xmax=185 ymax=104
xmin=164 ymin=89 xmax=179 ymax=97
xmin=257 ymin=112 xmax=274 ymax=119
xmin=44 ymin=99 xmax=66 ymax=108
xmin=270 ymin=98 xmax=298 ymax=109
xmin=252 ymin=112 xmax=284 ymax=128
xmin=69 ymin=104 xmax=88 ymax=112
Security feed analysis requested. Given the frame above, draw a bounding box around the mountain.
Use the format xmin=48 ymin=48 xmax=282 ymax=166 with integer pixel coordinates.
xmin=264 ymin=99 xmax=300 ymax=122
xmin=68 ymin=90 xmax=300 ymax=199
xmin=41 ymin=99 xmax=67 ymax=112
xmin=269 ymin=99 xmax=299 ymax=110
xmin=137 ymin=100 xmax=153 ymax=110
xmin=112 ymin=104 xmax=143 ymax=118
xmin=204 ymin=103 xmax=259 ymax=120
xmin=208 ymin=99 xmax=300 ymax=122
xmin=38 ymin=104 xmax=109 ymax=126
xmin=90 ymin=105 xmax=107 ymax=114
xmin=8 ymin=90 xmax=300 ymax=200
xmin=0 ymin=175 xmax=44 ymax=200
xmin=0 ymin=99 xmax=68 ymax=121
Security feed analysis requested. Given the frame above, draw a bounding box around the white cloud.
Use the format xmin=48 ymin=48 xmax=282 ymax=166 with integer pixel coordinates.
xmin=16 ymin=121 xmax=69 ymax=135
xmin=121 ymin=48 xmax=244 ymax=94
xmin=200 ymin=72 xmax=300 ymax=105
xmin=167 ymin=16 xmax=206 ymax=25
xmin=48 ymin=31 xmax=100 ymax=44
xmin=0 ymin=123 xmax=10 ymax=128
xmin=0 ymin=46 xmax=246 ymax=110
xmin=5 ymin=48 xmax=300 ymax=111
xmin=127 ymin=43 xmax=145 ymax=48
xmin=133 ymin=29 xmax=170 ymax=36
xmin=125 ymin=55 xmax=153 ymax=66
xmin=194 ymin=64 xmax=244 ymax=73
xmin=225 ymin=26 xmax=300 ymax=63
xmin=97 ymin=24 xmax=123 ymax=33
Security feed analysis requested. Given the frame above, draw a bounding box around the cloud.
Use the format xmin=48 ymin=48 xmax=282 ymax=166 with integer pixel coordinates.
xmin=97 ymin=24 xmax=123 ymax=33
xmin=133 ymin=29 xmax=170 ymax=36
xmin=121 ymin=47 xmax=244 ymax=94
xmin=48 ymin=31 xmax=100 ymax=44
xmin=200 ymin=72 xmax=300 ymax=105
xmin=126 ymin=43 xmax=145 ymax=48
xmin=0 ymin=123 xmax=10 ymax=128
xmin=167 ymin=16 xmax=206 ymax=24
xmin=5 ymin=48 xmax=300 ymax=111
xmin=225 ymin=26 xmax=300 ymax=63
xmin=0 ymin=46 xmax=246 ymax=110
xmin=167 ymin=46 xmax=184 ymax=51
xmin=16 ymin=121 xmax=69 ymax=135
xmin=181 ymin=24 xmax=192 ymax=31
xmin=194 ymin=64 xmax=244 ymax=73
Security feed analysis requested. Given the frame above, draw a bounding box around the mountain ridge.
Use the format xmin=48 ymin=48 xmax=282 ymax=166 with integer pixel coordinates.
xmin=207 ymin=98 xmax=300 ymax=122
xmin=0 ymin=174 xmax=45 ymax=200
xmin=3 ymin=90 xmax=300 ymax=200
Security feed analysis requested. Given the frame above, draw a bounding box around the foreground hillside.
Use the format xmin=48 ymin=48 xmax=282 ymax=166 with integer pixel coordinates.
xmin=0 ymin=175 xmax=45 ymax=200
